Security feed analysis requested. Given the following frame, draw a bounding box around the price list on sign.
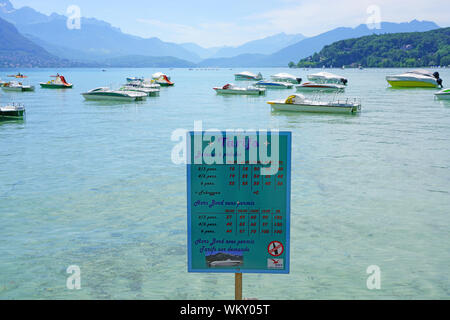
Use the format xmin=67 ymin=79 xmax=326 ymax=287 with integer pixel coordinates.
xmin=187 ymin=131 xmax=291 ymax=273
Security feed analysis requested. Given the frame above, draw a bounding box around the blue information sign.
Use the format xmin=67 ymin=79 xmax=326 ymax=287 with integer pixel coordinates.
xmin=187 ymin=131 xmax=291 ymax=273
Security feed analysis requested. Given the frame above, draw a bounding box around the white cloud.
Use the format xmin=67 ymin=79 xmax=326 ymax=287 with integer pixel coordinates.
xmin=135 ymin=0 xmax=449 ymax=47
xmin=245 ymin=0 xmax=449 ymax=37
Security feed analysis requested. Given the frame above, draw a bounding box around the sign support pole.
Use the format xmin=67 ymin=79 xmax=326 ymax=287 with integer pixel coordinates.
xmin=235 ymin=273 xmax=243 ymax=300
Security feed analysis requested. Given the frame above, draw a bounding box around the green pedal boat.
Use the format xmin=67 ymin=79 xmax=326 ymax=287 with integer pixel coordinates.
xmin=40 ymin=74 xmax=73 ymax=89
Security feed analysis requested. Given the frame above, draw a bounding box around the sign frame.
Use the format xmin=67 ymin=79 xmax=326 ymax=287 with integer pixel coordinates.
xmin=187 ymin=131 xmax=292 ymax=274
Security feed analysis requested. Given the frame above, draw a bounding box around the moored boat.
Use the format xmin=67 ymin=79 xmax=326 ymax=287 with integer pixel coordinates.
xmin=2 ymin=81 xmax=35 ymax=92
xmin=0 ymin=103 xmax=25 ymax=119
xmin=40 ymin=74 xmax=73 ymax=89
xmin=7 ymin=73 xmax=27 ymax=79
xmin=152 ymin=72 xmax=171 ymax=81
xmin=435 ymin=88 xmax=450 ymax=100
xmin=154 ymin=75 xmax=174 ymax=87
xmin=132 ymin=80 xmax=161 ymax=90
xmin=386 ymin=69 xmax=443 ymax=88
xmin=120 ymin=84 xmax=160 ymax=97
xmin=267 ymin=94 xmax=361 ymax=114
xmin=213 ymin=84 xmax=266 ymax=95
xmin=296 ymin=82 xmax=346 ymax=92
xmin=271 ymin=73 xmax=302 ymax=84
xmin=307 ymin=72 xmax=348 ymax=85
xmin=234 ymin=71 xmax=263 ymax=81
xmin=127 ymin=77 xmax=144 ymax=82
xmin=81 ymin=87 xmax=147 ymax=101
xmin=255 ymin=80 xmax=293 ymax=89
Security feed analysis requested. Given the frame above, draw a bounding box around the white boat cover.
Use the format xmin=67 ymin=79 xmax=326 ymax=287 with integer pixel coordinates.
xmin=407 ymin=69 xmax=435 ymax=77
xmin=272 ymin=73 xmax=297 ymax=79
xmin=308 ymin=72 xmax=347 ymax=81
xmin=235 ymin=71 xmax=262 ymax=79
xmin=393 ymin=69 xmax=436 ymax=79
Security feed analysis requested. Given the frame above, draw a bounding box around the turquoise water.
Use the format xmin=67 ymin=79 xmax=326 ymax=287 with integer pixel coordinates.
xmin=0 ymin=68 xmax=449 ymax=300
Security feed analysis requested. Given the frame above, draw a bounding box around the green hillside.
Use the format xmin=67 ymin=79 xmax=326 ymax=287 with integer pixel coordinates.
xmin=293 ymin=27 xmax=450 ymax=68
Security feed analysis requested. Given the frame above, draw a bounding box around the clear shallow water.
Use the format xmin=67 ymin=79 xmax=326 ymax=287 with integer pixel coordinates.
xmin=0 ymin=67 xmax=449 ymax=300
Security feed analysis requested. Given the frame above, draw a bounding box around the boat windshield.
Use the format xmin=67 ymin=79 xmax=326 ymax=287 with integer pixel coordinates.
xmin=408 ymin=69 xmax=434 ymax=77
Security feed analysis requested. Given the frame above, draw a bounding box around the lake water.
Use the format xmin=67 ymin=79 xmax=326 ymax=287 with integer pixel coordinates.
xmin=0 ymin=68 xmax=449 ymax=299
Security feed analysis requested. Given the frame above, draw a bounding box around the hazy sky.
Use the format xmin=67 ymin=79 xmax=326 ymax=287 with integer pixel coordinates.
xmin=10 ymin=0 xmax=450 ymax=47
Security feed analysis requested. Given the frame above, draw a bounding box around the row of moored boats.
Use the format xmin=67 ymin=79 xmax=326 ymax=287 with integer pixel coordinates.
xmin=1 ymin=69 xmax=449 ymax=119
xmin=212 ymin=69 xmax=449 ymax=114
xmin=0 ymin=72 xmax=174 ymax=120
xmin=215 ymin=71 xmax=356 ymax=114
xmin=82 ymin=72 xmax=174 ymax=101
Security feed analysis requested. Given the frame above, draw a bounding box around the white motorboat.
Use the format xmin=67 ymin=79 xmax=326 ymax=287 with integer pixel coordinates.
xmin=120 ymin=84 xmax=160 ymax=97
xmin=209 ymin=259 xmax=243 ymax=267
xmin=307 ymin=72 xmax=348 ymax=85
xmin=435 ymin=88 xmax=450 ymax=100
xmin=139 ymin=80 xmax=161 ymax=89
xmin=2 ymin=81 xmax=35 ymax=92
xmin=386 ymin=69 xmax=443 ymax=88
xmin=234 ymin=71 xmax=263 ymax=81
xmin=268 ymin=94 xmax=361 ymax=114
xmin=81 ymin=87 xmax=147 ymax=101
xmin=296 ymin=82 xmax=346 ymax=92
xmin=255 ymin=80 xmax=293 ymax=89
xmin=213 ymin=83 xmax=266 ymax=95
xmin=0 ymin=103 xmax=25 ymax=119
xmin=271 ymin=73 xmax=302 ymax=84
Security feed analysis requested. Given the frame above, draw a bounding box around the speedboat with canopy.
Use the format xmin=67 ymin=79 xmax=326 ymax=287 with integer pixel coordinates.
xmin=213 ymin=83 xmax=266 ymax=95
xmin=40 ymin=74 xmax=73 ymax=89
xmin=386 ymin=69 xmax=443 ymax=88
xmin=307 ymin=72 xmax=348 ymax=85
xmin=267 ymin=94 xmax=361 ymax=114
xmin=271 ymin=73 xmax=302 ymax=84
xmin=234 ymin=71 xmax=263 ymax=81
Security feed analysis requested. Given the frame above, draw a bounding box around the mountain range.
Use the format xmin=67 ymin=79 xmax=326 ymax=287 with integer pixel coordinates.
xmin=0 ymin=15 xmax=77 ymax=67
xmin=198 ymin=20 xmax=441 ymax=67
xmin=0 ymin=0 xmax=443 ymax=68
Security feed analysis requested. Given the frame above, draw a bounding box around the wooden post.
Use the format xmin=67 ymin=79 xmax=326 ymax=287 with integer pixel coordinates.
xmin=235 ymin=273 xmax=243 ymax=300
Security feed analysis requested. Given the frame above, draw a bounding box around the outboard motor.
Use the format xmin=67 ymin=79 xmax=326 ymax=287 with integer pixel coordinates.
xmin=341 ymin=78 xmax=348 ymax=86
xmin=434 ymin=72 xmax=443 ymax=88
xmin=296 ymin=78 xmax=302 ymax=84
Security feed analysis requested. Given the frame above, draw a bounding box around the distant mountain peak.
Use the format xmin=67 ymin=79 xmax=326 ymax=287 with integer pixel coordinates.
xmin=0 ymin=0 xmax=14 ymax=12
